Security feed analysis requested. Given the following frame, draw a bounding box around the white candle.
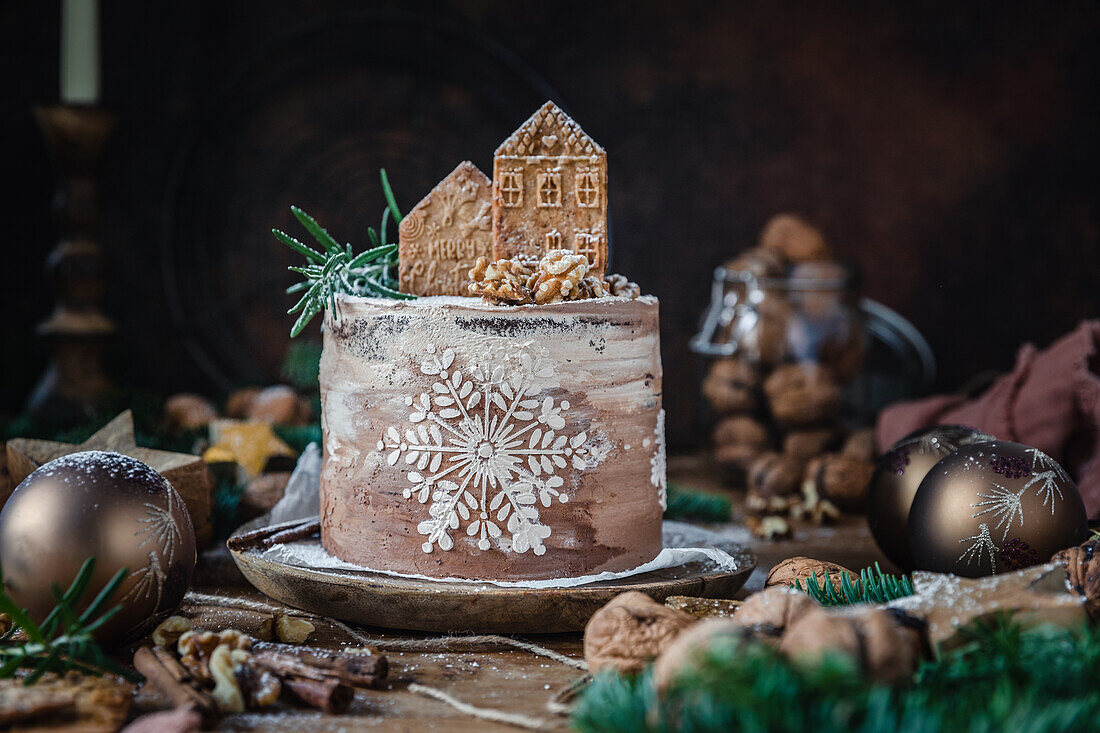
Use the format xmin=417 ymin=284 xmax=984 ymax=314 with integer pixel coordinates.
xmin=60 ymin=0 xmax=100 ymax=104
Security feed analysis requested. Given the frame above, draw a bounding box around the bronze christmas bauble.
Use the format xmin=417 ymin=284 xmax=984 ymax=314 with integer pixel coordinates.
xmin=907 ymin=440 xmax=1088 ymax=577
xmin=867 ymin=425 xmax=993 ymax=569
xmin=0 ymin=450 xmax=196 ymax=645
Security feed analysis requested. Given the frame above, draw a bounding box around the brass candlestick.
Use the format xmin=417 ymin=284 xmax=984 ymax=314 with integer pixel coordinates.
xmin=26 ymin=105 xmax=117 ymax=422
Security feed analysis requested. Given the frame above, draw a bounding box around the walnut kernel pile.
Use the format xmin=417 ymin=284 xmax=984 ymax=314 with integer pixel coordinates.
xmin=469 ymin=249 xmax=639 ymax=305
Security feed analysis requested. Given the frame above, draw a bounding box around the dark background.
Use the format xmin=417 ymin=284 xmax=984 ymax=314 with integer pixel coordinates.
xmin=4 ymin=0 xmax=1098 ymax=448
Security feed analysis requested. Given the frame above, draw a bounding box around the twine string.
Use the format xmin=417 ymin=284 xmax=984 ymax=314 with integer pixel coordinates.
xmin=182 ymin=590 xmax=586 ymax=729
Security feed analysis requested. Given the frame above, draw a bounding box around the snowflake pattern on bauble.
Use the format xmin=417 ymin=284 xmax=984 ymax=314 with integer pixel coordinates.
xmin=963 ymin=446 xmax=1070 ymax=574
xmin=958 ymin=522 xmax=999 ymax=574
xmin=380 ymin=344 xmax=602 ymax=556
xmin=970 ymin=483 xmax=1025 ymax=543
xmin=1023 ymin=447 xmax=1069 ymax=512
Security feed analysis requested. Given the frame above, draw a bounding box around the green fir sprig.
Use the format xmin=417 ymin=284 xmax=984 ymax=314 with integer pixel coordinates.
xmin=791 ymin=562 xmax=914 ymax=606
xmin=273 ymin=169 xmax=415 ymax=337
xmin=573 ymin=616 xmax=1100 ymax=733
xmin=0 ymin=558 xmax=139 ymax=684
xmin=663 ymin=483 xmax=732 ymax=522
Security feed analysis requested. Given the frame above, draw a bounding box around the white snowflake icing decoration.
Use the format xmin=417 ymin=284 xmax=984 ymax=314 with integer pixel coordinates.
xmin=650 ymin=409 xmax=667 ymax=510
xmin=380 ymin=344 xmax=602 ymax=556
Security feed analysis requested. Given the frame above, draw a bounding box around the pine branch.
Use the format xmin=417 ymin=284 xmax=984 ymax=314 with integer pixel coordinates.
xmin=573 ymin=617 xmax=1100 ymax=733
xmin=0 ymin=558 xmax=140 ymax=684
xmin=663 ymin=483 xmax=731 ymax=522
xmin=274 ymin=172 xmax=416 ymax=337
xmin=791 ymin=563 xmax=913 ymax=606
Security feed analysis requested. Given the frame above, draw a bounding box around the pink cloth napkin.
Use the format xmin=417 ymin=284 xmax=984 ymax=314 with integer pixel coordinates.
xmin=877 ymin=321 xmax=1100 ymax=516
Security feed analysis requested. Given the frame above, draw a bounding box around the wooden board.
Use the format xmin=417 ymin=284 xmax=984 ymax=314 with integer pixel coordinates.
xmin=228 ymin=518 xmax=754 ymax=634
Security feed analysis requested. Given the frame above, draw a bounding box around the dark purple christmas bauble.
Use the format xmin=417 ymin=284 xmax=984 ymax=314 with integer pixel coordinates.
xmin=866 ymin=425 xmax=993 ymax=569
xmin=0 ymin=450 xmax=196 ymax=645
xmin=908 ymin=440 xmax=1088 ymax=577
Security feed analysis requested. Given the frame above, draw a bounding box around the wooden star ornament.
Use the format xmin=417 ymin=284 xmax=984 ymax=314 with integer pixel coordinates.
xmin=887 ymin=563 xmax=1086 ymax=652
xmin=5 ymin=411 xmax=213 ymax=547
xmin=203 ymin=419 xmax=295 ymax=480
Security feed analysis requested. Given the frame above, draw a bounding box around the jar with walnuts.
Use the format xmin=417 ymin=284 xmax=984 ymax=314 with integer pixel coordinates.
xmin=691 ymin=214 xmax=881 ymax=502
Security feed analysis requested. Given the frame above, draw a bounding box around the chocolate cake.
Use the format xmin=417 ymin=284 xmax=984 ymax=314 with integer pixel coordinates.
xmin=316 ymin=101 xmax=666 ymax=580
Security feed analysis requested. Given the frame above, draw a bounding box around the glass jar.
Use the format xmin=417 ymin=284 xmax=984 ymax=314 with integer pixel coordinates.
xmin=691 ymin=263 xmax=866 ymax=385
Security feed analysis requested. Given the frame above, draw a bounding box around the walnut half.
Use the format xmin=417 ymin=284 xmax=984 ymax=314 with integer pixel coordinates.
xmin=275 ymin=615 xmax=315 ymax=644
xmin=152 ymin=616 xmax=192 ymax=648
xmin=530 ymin=249 xmax=589 ymax=304
xmin=178 ymin=630 xmax=252 ymax=682
xmin=209 ymin=645 xmax=249 ymax=713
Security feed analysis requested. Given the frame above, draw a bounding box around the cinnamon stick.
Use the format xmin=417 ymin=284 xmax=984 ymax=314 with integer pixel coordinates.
xmin=133 ymin=647 xmax=219 ymax=728
xmin=281 ymin=675 xmax=353 ymax=713
xmin=228 ymin=518 xmax=320 ymax=550
xmin=250 ymin=643 xmax=388 ymax=689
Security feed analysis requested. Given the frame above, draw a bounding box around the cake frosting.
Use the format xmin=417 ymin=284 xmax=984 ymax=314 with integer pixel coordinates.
xmin=319 ymin=293 xmax=665 ymax=580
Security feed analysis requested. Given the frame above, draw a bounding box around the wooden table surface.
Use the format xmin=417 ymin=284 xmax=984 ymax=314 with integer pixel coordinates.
xmin=136 ymin=453 xmax=891 ymax=731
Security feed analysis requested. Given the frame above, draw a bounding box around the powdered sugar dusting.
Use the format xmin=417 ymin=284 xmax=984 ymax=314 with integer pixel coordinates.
xmin=29 ymin=450 xmax=163 ymax=489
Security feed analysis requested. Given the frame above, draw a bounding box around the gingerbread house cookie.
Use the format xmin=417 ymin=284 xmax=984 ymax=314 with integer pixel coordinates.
xmin=492 ymin=101 xmax=608 ymax=276
xmin=398 ymin=161 xmax=492 ymax=296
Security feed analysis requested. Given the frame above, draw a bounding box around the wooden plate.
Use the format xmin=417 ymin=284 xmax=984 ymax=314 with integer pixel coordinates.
xmin=228 ymin=517 xmax=755 ymax=633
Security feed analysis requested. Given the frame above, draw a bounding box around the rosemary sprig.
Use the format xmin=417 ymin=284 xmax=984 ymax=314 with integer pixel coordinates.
xmin=791 ymin=562 xmax=914 ymax=606
xmin=273 ymin=169 xmax=415 ymax=337
xmin=0 ymin=557 xmax=139 ymax=683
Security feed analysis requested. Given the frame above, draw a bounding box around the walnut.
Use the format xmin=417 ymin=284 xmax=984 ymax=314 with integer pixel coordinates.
xmin=779 ymin=605 xmax=860 ymax=664
xmin=763 ymin=363 xmax=842 ymax=427
xmin=275 ymin=615 xmax=315 ymax=644
xmin=576 ymin=275 xmax=610 ymax=299
xmin=780 ymin=606 xmax=921 ymax=683
xmin=748 ymin=452 xmax=805 ymax=498
xmin=530 ymin=249 xmax=589 ymax=304
xmin=746 ymin=515 xmax=792 ymax=540
xmin=765 ymin=557 xmax=858 ymax=593
xmin=803 ymin=453 xmax=874 ymax=511
xmin=758 ymin=213 xmax=831 ymax=263
xmin=1053 ymin=539 xmax=1100 ymax=618
xmin=178 ymin=630 xmax=252 ymax=681
xmin=712 ymin=415 xmax=770 ymax=469
xmin=226 ymin=387 xmax=261 ymax=419
xmin=247 ymin=385 xmax=306 ymax=426
xmin=702 ymin=358 xmax=760 ymax=415
xmin=744 ymin=491 xmax=798 ymax=516
xmin=152 ymin=615 xmax=192 ymax=648
xmin=468 ymin=257 xmax=534 ymax=304
xmin=744 ymin=296 xmax=791 ymax=366
xmin=723 ymin=246 xmax=787 ymax=277
xmin=606 ymin=273 xmax=640 ymax=299
xmin=583 ymin=591 xmax=695 ymax=675
xmin=841 ymin=428 xmax=877 ymax=463
xmin=782 ymin=426 xmax=841 ymax=460
xmin=209 ymin=645 xmax=250 ymax=713
xmin=652 ymin=618 xmax=745 ymax=692
xmin=790 ymin=480 xmax=841 ymax=524
xmin=163 ymin=393 xmax=217 ymax=432
xmin=731 ymin=586 xmax=816 ymax=637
